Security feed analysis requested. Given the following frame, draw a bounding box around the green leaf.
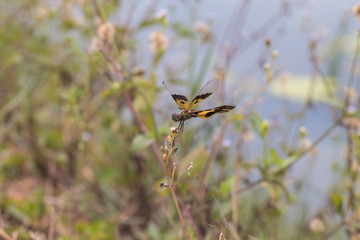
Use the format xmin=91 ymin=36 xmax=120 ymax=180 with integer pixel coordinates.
xmin=6 ymin=205 xmax=31 ymax=224
xmin=148 ymin=223 xmax=161 ymax=239
xmin=273 ymin=155 xmax=298 ymax=176
xmin=249 ymin=112 xmax=263 ymax=135
xmin=133 ymin=78 xmax=157 ymax=112
xmin=178 ymin=146 xmax=207 ymax=177
xmin=172 ymin=23 xmax=195 ymax=38
xmin=0 ymin=76 xmax=43 ymax=119
xmin=75 ymin=219 xmax=115 ymax=239
xmin=260 ymin=119 xmax=270 ymax=138
xmin=264 ymin=148 xmax=283 ymax=168
xmin=131 ymin=134 xmax=155 ymax=152
xmin=139 ymin=18 xmax=159 ymax=28
xmin=330 ymin=192 xmax=343 ymax=214
xmin=270 ymin=148 xmax=284 ymax=166
xmin=219 ymin=176 xmax=234 ymax=196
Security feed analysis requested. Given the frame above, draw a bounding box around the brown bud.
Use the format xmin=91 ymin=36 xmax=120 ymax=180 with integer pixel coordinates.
xmin=353 ymin=5 xmax=360 ymax=16
xmin=264 ymin=38 xmax=271 ymax=47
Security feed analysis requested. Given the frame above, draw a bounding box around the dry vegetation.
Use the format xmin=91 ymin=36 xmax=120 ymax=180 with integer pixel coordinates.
xmin=0 ymin=1 xmax=360 ymax=239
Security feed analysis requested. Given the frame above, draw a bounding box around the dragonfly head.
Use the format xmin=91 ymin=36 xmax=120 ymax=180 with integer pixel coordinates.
xmin=171 ymin=113 xmax=181 ymax=122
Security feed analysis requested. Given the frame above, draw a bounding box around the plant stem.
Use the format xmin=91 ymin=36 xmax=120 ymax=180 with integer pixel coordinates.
xmin=0 ymin=229 xmax=14 ymax=240
xmin=169 ymin=186 xmax=193 ymax=240
xmin=235 ymin=117 xmax=342 ymax=195
xmin=165 ymin=144 xmax=192 ymax=239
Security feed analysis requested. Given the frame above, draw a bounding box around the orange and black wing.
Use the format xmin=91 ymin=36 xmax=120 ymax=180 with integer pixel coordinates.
xmin=162 ymin=81 xmax=190 ymax=111
xmin=189 ymin=79 xmax=218 ymax=110
xmin=193 ymin=105 xmax=235 ymax=119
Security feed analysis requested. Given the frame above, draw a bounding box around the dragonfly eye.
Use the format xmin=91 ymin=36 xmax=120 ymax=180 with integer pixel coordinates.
xmin=172 ymin=113 xmax=180 ymax=122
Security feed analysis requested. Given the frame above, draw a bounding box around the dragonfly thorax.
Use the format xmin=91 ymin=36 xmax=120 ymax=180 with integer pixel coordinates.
xmin=172 ymin=111 xmax=197 ymax=122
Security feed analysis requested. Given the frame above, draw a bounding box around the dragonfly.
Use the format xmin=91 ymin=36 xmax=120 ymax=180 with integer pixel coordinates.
xmin=163 ymin=79 xmax=235 ymax=135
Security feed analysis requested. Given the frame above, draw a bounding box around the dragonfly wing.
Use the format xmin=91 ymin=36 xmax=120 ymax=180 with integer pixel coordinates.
xmin=163 ymin=81 xmax=190 ymax=111
xmin=189 ymin=79 xmax=219 ymax=110
xmin=194 ymin=105 xmax=235 ymax=119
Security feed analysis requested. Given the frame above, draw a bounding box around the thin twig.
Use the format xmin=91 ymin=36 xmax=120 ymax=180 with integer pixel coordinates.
xmin=104 ymin=42 xmax=166 ymax=175
xmin=320 ymin=220 xmax=346 ymax=240
xmin=48 ymin=206 xmax=56 ymax=240
xmin=320 ymin=208 xmax=360 ymax=240
xmin=165 ymin=155 xmax=193 ymax=239
xmin=0 ymin=229 xmax=14 ymax=240
xmin=279 ymin=117 xmax=342 ymax=171
xmin=235 ymin=117 xmax=342 ymax=195
xmin=93 ymin=0 xmax=166 ymax=175
xmin=309 ymin=41 xmax=334 ymax=98
xmin=174 ymin=163 xmax=192 ymax=188
xmin=238 ymin=80 xmax=272 ymax=115
xmin=203 ymin=119 xmax=229 ymax=186
xmin=164 ymin=143 xmax=193 ymax=239
xmin=346 ymin=30 xmax=360 ymax=95
xmin=178 ymin=198 xmax=204 ymax=240
xmin=341 ymin=30 xmax=360 ymax=224
xmin=169 ymin=188 xmax=193 ymax=240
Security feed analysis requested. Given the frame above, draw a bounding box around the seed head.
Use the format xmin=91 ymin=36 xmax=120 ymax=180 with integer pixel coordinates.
xmin=97 ymin=22 xmax=116 ymax=43
xmin=149 ymin=31 xmax=169 ymax=52
xmin=194 ymin=21 xmax=210 ymax=40
xmin=309 ymin=218 xmax=325 ymax=233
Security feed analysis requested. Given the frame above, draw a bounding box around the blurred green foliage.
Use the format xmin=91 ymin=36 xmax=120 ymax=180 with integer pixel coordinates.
xmin=0 ymin=1 xmax=360 ymax=240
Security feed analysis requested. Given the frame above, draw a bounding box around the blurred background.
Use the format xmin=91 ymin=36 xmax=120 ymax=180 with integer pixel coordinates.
xmin=0 ymin=0 xmax=360 ymax=239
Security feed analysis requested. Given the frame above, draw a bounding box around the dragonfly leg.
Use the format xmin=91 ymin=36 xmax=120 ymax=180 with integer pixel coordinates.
xmin=176 ymin=121 xmax=184 ymax=136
